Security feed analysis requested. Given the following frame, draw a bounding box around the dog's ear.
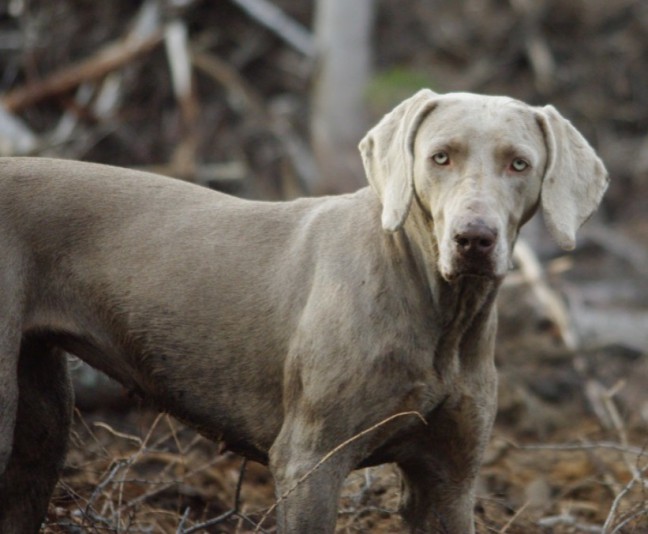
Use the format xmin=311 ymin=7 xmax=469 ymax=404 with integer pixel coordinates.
xmin=536 ymin=105 xmax=609 ymax=250
xmin=359 ymin=89 xmax=439 ymax=232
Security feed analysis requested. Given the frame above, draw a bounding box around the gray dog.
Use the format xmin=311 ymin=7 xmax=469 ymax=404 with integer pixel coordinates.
xmin=0 ymin=90 xmax=608 ymax=533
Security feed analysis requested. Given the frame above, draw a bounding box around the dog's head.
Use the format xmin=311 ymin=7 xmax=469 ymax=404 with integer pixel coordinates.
xmin=359 ymin=89 xmax=609 ymax=281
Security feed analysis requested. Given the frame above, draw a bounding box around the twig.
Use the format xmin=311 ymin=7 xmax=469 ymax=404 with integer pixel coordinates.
xmin=228 ymin=0 xmax=316 ymax=58
xmin=182 ymin=509 xmax=236 ymax=534
xmin=499 ymin=501 xmax=530 ymax=533
xmin=254 ymin=410 xmax=426 ymax=532
xmin=603 ymin=475 xmax=638 ymax=533
xmin=92 ymin=421 xmax=144 ymax=446
xmin=85 ymin=460 xmax=127 ymax=516
xmin=511 ymin=440 xmax=647 ymax=457
xmin=176 ymin=507 xmax=191 ymax=534
xmin=602 ymin=436 xmax=648 ymax=533
xmin=179 ymin=459 xmax=249 ymax=534
xmin=72 ymin=407 xmax=112 ymax=458
xmin=114 ymin=413 xmax=165 ymax=528
xmin=600 ymin=380 xmax=642 ymax=479
xmin=610 ymin=508 xmax=648 ymax=533
xmin=117 ymin=457 xmax=224 ymax=513
xmin=537 ymin=514 xmax=602 ymax=533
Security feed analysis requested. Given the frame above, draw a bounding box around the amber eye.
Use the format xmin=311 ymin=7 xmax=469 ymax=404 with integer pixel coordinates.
xmin=511 ymin=158 xmax=529 ymax=172
xmin=432 ymin=152 xmax=450 ymax=166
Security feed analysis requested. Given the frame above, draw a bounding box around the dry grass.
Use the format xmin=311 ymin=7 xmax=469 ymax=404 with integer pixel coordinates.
xmin=41 ymin=391 xmax=647 ymax=533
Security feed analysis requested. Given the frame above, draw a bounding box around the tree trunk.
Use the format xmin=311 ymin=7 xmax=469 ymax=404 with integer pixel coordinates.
xmin=311 ymin=0 xmax=375 ymax=194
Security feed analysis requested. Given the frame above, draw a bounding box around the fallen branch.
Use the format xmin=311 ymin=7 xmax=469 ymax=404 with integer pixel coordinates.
xmin=511 ymin=239 xmax=578 ymax=349
xmin=1 ymin=0 xmax=163 ymax=112
xmin=229 ymin=0 xmax=316 ymax=58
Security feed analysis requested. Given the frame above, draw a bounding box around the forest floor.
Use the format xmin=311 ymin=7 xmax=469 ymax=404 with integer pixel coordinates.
xmin=44 ymin=346 xmax=648 ymax=534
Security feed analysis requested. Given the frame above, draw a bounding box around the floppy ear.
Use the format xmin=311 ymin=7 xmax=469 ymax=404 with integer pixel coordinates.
xmin=536 ymin=105 xmax=609 ymax=250
xmin=358 ymin=89 xmax=439 ymax=232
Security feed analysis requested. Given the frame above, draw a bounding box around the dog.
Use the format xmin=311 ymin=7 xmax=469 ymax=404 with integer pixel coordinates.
xmin=0 ymin=90 xmax=608 ymax=533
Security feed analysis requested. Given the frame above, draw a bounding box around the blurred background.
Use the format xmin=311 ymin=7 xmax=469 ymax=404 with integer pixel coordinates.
xmin=1 ymin=0 xmax=646 ymax=532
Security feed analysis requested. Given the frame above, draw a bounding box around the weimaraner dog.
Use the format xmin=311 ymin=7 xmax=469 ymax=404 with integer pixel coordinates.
xmin=0 ymin=90 xmax=607 ymax=533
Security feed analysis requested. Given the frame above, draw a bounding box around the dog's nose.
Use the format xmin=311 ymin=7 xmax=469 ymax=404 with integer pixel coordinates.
xmin=454 ymin=223 xmax=497 ymax=256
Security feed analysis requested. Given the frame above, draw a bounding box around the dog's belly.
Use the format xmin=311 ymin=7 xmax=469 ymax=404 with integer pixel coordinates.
xmin=25 ymin=323 xmax=283 ymax=463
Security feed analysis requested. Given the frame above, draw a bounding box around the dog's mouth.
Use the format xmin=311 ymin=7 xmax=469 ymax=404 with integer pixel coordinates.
xmin=450 ymin=257 xmax=497 ymax=279
xmin=443 ymin=269 xmax=498 ymax=283
xmin=441 ymin=256 xmax=504 ymax=283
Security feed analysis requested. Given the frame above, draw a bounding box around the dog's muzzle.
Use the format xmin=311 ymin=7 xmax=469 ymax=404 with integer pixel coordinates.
xmin=452 ymin=221 xmax=498 ymax=277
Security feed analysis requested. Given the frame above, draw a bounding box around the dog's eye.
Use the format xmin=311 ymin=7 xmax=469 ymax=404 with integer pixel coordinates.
xmin=432 ymin=152 xmax=450 ymax=166
xmin=511 ymin=158 xmax=529 ymax=172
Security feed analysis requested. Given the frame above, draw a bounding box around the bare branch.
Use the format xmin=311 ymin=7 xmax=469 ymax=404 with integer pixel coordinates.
xmin=229 ymin=0 xmax=316 ymax=58
xmin=512 ymin=239 xmax=578 ymax=349
xmin=179 ymin=459 xmax=251 ymax=534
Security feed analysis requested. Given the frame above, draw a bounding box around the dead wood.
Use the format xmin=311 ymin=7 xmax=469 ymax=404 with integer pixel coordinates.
xmin=1 ymin=32 xmax=163 ymax=113
xmin=2 ymin=1 xmax=163 ymax=113
xmin=229 ymin=0 xmax=316 ymax=58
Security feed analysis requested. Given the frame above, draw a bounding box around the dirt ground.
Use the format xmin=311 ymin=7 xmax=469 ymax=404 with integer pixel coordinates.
xmin=41 ymin=399 xmax=648 ymax=533
xmin=0 ymin=0 xmax=646 ymax=532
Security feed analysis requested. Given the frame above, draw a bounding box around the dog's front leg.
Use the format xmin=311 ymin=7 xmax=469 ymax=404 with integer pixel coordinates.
xmin=399 ymin=456 xmax=478 ymax=534
xmin=397 ymin=389 xmax=497 ymax=534
xmin=268 ymin=412 xmax=355 ymax=533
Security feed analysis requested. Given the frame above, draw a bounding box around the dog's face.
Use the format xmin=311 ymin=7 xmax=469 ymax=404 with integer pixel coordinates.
xmin=412 ymin=95 xmax=544 ymax=280
xmin=359 ymin=90 xmax=609 ymax=282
